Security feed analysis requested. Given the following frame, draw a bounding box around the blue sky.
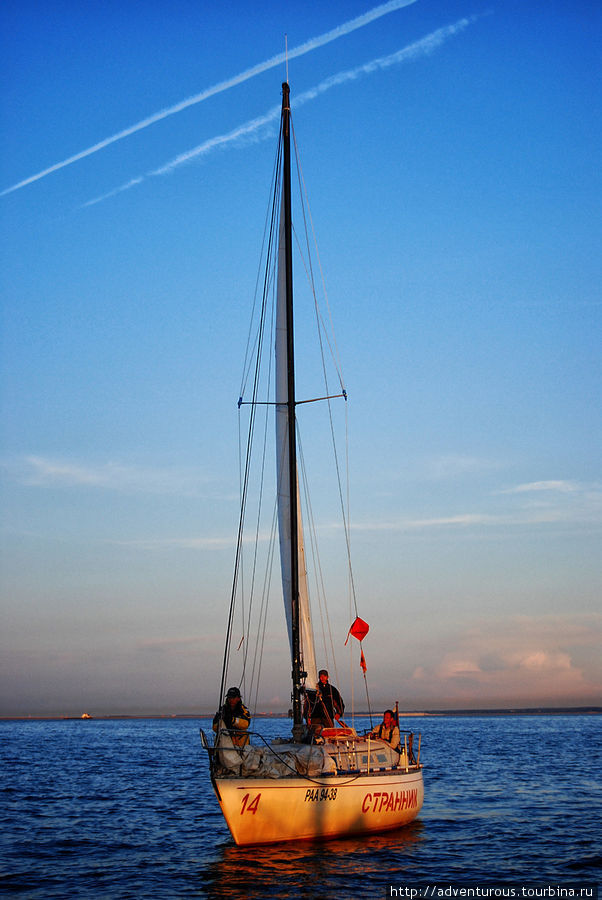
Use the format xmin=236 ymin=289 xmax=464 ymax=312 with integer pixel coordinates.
xmin=1 ymin=0 xmax=600 ymax=717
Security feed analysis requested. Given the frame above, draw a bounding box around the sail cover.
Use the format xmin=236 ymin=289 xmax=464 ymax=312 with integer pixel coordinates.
xmin=275 ymin=187 xmax=318 ymax=689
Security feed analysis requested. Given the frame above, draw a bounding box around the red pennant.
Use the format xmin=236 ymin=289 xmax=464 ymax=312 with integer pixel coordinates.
xmin=360 ymin=649 xmax=367 ymax=674
xmin=345 ymin=616 xmax=370 ymax=645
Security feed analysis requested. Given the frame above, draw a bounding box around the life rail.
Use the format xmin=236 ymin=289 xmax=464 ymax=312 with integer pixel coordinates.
xmin=323 ymin=731 xmax=421 ymax=774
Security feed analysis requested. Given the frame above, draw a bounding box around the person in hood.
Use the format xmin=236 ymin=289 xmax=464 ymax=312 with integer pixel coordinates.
xmin=213 ymin=687 xmax=251 ymax=747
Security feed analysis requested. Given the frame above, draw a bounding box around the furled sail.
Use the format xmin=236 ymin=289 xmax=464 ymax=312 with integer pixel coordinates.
xmin=275 ymin=186 xmax=318 ymax=689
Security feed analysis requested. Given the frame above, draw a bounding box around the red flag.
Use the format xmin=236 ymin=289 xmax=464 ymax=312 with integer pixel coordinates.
xmin=360 ymin=649 xmax=367 ymax=674
xmin=345 ymin=616 xmax=370 ymax=645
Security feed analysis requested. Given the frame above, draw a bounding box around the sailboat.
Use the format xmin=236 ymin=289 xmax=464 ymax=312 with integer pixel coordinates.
xmin=200 ymin=82 xmax=424 ymax=846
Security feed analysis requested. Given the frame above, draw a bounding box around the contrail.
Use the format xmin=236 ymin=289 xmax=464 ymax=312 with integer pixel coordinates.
xmin=1 ymin=0 xmax=418 ymax=198
xmin=84 ymin=16 xmax=475 ymax=207
xmin=82 ymin=108 xmax=281 ymax=206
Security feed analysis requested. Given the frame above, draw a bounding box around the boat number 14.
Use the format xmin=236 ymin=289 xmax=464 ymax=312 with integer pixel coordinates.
xmin=240 ymin=793 xmax=261 ymax=815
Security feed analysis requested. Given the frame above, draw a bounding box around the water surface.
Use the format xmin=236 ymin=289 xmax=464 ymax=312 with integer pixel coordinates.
xmin=1 ymin=715 xmax=600 ymax=897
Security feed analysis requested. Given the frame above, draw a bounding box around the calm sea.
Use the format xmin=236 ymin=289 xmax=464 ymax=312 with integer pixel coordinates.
xmin=1 ymin=715 xmax=600 ymax=898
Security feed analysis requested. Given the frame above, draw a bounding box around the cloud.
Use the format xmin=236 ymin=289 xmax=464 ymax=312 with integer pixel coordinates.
xmin=83 ymin=16 xmax=478 ymax=207
xmin=424 ymin=454 xmax=504 ymax=480
xmin=108 ymin=526 xmax=282 ymax=552
xmin=354 ymin=513 xmax=497 ymax=531
xmin=1 ymin=0 xmax=418 ymax=197
xmin=499 ymin=480 xmax=580 ymax=495
xmin=353 ymin=479 xmax=602 ymax=533
xmin=411 ymin=614 xmax=602 ymax=706
xmin=498 ymin=479 xmax=602 ymax=525
xmin=109 ymin=536 xmax=236 ymax=551
xmin=5 ymin=455 xmax=600 ymax=553
xmin=4 ymin=454 xmax=213 ymax=496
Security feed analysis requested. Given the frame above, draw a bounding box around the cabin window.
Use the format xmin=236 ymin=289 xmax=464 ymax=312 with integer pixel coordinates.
xmin=360 ymin=753 xmax=388 ymax=765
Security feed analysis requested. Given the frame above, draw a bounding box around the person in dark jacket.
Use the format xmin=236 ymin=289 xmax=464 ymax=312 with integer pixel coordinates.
xmin=213 ymin=686 xmax=251 ymax=747
xmin=307 ymin=669 xmax=344 ymax=732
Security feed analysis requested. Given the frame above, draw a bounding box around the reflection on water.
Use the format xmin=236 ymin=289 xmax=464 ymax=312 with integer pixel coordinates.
xmin=203 ymin=822 xmax=425 ymax=898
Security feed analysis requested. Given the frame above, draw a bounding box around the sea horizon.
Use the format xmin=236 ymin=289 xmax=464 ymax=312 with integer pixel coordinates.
xmin=2 ymin=705 xmax=600 ymax=722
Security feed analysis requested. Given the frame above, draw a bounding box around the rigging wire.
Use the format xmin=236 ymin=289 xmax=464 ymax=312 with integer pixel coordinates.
xmin=219 ymin=128 xmax=283 ymax=707
xmin=248 ymin=496 xmax=279 ymax=714
xmin=219 ymin=102 xmax=373 ymax=723
xmin=291 ymin=123 xmax=346 ymax=390
xmin=296 ymin=427 xmax=338 ymax=680
xmin=290 ymin=120 xmax=360 ymax=624
xmin=246 ymin=273 xmax=280 ymax=709
xmin=239 ymin=141 xmax=282 ymax=404
xmin=290 ymin=116 xmax=369 ymax=716
xmin=241 ymin=290 xmax=276 ymax=681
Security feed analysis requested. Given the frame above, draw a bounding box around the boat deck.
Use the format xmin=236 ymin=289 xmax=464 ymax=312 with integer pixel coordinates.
xmin=202 ymin=727 xmax=421 ymax=780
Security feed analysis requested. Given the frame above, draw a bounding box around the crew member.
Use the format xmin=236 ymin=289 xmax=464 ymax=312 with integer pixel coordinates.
xmin=213 ymin=687 xmax=251 ymax=747
xmin=307 ymin=669 xmax=344 ymax=732
xmin=370 ymin=709 xmax=400 ymax=750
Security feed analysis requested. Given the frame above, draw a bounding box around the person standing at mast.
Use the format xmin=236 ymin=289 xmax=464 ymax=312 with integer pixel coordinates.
xmin=308 ymin=669 xmax=344 ymax=732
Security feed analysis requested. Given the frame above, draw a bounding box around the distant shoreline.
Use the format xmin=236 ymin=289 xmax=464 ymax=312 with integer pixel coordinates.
xmin=1 ymin=706 xmax=600 ymax=722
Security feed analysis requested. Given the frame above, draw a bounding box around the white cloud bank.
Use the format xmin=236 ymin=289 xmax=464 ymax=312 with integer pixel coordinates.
xmin=411 ymin=614 xmax=602 ymax=707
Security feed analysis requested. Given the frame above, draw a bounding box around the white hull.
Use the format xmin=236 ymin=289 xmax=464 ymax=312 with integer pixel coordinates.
xmin=213 ymin=768 xmax=423 ymax=845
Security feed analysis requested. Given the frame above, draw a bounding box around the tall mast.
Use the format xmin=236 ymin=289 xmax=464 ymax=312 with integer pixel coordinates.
xmin=281 ymin=82 xmax=304 ymax=735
